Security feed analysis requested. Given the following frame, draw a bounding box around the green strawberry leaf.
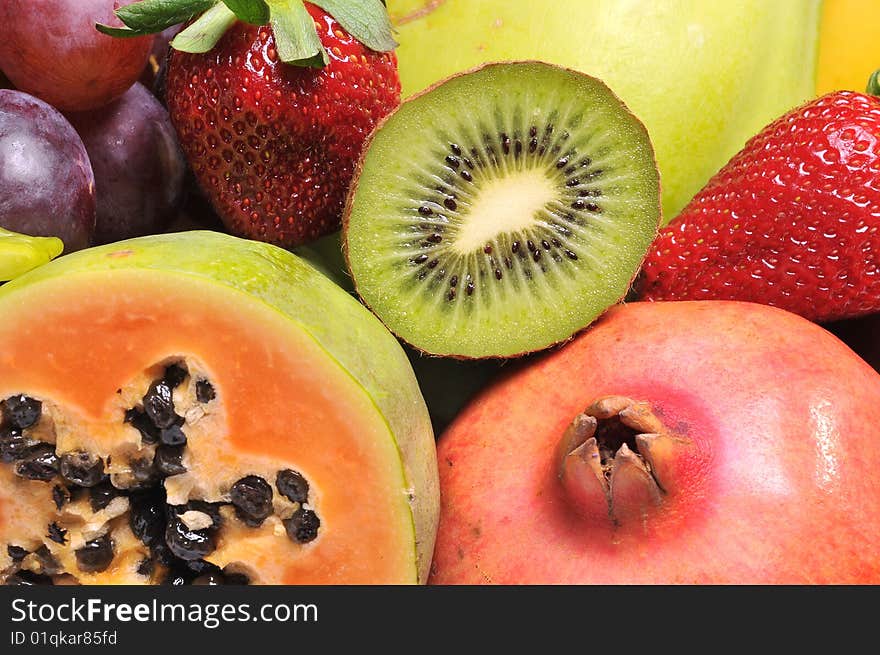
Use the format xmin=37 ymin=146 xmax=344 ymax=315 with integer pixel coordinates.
xmin=171 ymin=2 xmax=237 ymax=52
xmin=267 ymin=0 xmax=328 ymax=67
xmin=222 ymin=0 xmax=270 ymax=25
xmin=310 ymin=0 xmax=397 ymax=52
xmin=96 ymin=0 xmax=216 ymax=37
xmin=97 ymin=0 xmax=395 ymax=65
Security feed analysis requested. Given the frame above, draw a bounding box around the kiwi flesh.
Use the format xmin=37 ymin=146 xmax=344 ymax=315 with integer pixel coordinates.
xmin=344 ymin=61 xmax=661 ymax=358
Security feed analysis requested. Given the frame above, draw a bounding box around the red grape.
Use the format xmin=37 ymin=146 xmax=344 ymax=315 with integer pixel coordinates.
xmin=140 ymin=25 xmax=182 ymax=92
xmin=66 ymin=83 xmax=186 ymax=244
xmin=0 ymin=1 xmax=153 ymax=111
xmin=0 ymin=90 xmax=96 ymax=251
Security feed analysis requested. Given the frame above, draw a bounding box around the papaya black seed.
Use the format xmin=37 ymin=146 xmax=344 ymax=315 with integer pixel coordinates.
xmin=276 ymin=469 xmax=310 ymax=503
xmin=159 ymin=423 xmax=187 ymax=447
xmin=163 ymin=362 xmax=188 ymax=388
xmin=60 ymin=451 xmax=105 ymax=487
xmin=75 ymin=535 xmax=115 ymax=573
xmin=150 ymin=541 xmax=175 ymax=567
xmin=14 ymin=444 xmax=58 ymax=481
xmin=165 ymin=514 xmax=216 ymax=561
xmin=5 ymin=570 xmax=53 ymax=585
xmin=136 ymin=558 xmax=154 ymax=577
xmin=184 ymin=558 xmax=221 ymax=576
xmin=0 ymin=427 xmax=28 ymax=462
xmin=143 ymin=380 xmax=178 ymax=429
xmin=34 ymin=545 xmax=61 ymax=575
xmin=7 ymin=544 xmax=28 ymax=561
xmin=230 ymin=475 xmax=273 ymax=526
xmin=47 ymin=522 xmax=67 ymax=545
xmin=124 ymin=407 xmax=160 ymax=444
xmin=129 ymin=494 xmax=166 ymax=548
xmin=195 ymin=379 xmax=216 ymax=403
xmin=114 ymin=457 xmax=160 ymax=491
xmin=89 ymin=481 xmax=120 ymax=512
xmin=2 ymin=395 xmax=42 ymax=430
xmin=154 ymin=445 xmax=187 ymax=476
xmin=52 ymin=484 xmax=69 ymax=510
xmin=284 ymin=508 xmax=320 ymax=544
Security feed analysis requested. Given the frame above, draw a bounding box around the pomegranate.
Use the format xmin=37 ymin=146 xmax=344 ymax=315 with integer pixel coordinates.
xmin=429 ymin=301 xmax=880 ymax=584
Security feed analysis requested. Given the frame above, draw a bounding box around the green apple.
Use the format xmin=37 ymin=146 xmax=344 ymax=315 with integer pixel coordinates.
xmin=389 ymin=0 xmax=821 ymax=222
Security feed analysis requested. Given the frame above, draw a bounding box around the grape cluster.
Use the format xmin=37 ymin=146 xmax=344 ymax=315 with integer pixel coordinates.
xmin=0 ymin=1 xmax=186 ymax=253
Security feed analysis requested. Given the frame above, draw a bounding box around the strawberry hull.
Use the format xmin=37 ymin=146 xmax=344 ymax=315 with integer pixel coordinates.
xmin=165 ymin=8 xmax=400 ymax=248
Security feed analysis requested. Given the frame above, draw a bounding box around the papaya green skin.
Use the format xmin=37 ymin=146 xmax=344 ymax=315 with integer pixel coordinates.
xmin=0 ymin=230 xmax=440 ymax=583
xmin=431 ymin=301 xmax=880 ymax=584
xmin=388 ymin=0 xmax=821 ymax=222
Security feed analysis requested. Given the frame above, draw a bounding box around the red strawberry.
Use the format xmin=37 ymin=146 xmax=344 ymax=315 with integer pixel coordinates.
xmin=637 ymin=91 xmax=880 ymax=323
xmin=105 ymin=1 xmax=400 ymax=248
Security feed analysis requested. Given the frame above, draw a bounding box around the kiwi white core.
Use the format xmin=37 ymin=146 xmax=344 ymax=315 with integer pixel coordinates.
xmin=452 ymin=169 xmax=556 ymax=255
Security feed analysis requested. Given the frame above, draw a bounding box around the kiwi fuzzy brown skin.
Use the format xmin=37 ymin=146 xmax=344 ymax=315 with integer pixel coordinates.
xmin=342 ymin=60 xmax=662 ymax=360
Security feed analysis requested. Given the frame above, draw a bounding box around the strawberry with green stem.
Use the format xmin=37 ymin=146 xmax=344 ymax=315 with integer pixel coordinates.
xmin=102 ymin=0 xmax=400 ymax=248
xmin=637 ymin=80 xmax=880 ymax=323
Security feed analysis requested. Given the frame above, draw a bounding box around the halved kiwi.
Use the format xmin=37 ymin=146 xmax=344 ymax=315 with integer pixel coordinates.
xmin=344 ymin=61 xmax=660 ymax=358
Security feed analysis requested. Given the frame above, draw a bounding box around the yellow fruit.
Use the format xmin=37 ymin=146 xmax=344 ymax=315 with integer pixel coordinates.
xmin=816 ymin=0 xmax=880 ymax=94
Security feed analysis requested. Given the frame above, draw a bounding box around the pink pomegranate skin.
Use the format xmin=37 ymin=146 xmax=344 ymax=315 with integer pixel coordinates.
xmin=429 ymin=301 xmax=880 ymax=584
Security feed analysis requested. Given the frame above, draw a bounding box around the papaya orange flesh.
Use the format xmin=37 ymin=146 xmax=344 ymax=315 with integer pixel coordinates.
xmin=0 ymin=232 xmax=439 ymax=585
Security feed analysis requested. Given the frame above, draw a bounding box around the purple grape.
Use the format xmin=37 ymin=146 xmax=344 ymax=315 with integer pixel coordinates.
xmin=66 ymin=83 xmax=186 ymax=244
xmin=0 ymin=90 xmax=96 ymax=251
xmin=0 ymin=1 xmax=154 ymax=111
xmin=140 ymin=25 xmax=182 ymax=96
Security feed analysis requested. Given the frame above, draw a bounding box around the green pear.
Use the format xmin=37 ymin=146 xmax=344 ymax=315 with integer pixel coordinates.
xmin=389 ymin=0 xmax=821 ymax=222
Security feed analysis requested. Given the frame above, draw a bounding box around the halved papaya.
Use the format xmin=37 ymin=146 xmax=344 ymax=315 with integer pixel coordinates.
xmin=0 ymin=231 xmax=439 ymax=585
